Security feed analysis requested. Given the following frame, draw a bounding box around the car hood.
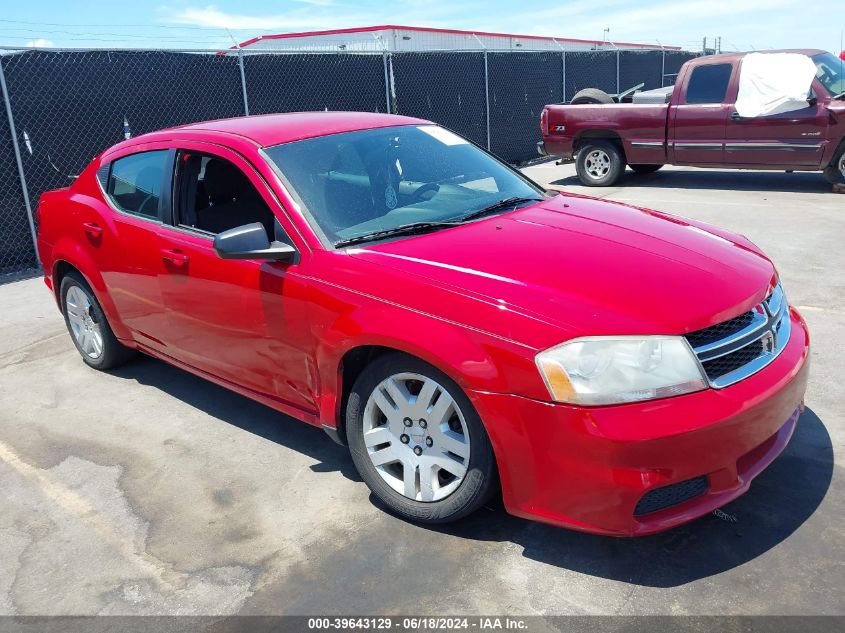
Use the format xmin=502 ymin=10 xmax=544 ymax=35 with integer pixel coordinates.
xmin=348 ymin=194 xmax=777 ymax=337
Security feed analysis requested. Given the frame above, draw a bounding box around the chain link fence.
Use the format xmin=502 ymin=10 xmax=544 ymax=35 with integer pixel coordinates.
xmin=663 ymin=50 xmax=696 ymax=87
xmin=243 ymin=52 xmax=388 ymax=115
xmin=620 ymin=50 xmax=664 ymax=91
xmin=0 ymin=46 xmax=698 ymax=277
xmin=390 ymin=52 xmax=489 ymax=148
xmin=488 ymin=52 xmax=563 ymax=163
xmin=565 ymin=50 xmax=619 ymax=98
xmin=1 ymin=50 xmax=245 ymax=218
xmin=0 ymin=74 xmax=35 ymax=276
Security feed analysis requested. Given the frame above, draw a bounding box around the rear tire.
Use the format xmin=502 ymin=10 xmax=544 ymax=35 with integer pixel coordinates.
xmin=575 ymin=140 xmax=625 ymax=187
xmin=823 ymin=145 xmax=845 ymax=185
xmin=570 ymin=88 xmax=615 ymax=105
xmin=346 ymin=353 xmax=497 ymax=524
xmin=60 ymin=272 xmax=135 ymax=370
xmin=630 ymin=164 xmax=664 ymax=174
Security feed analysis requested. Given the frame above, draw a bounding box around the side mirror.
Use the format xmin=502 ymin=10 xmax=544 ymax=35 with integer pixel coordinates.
xmin=213 ymin=222 xmax=296 ymax=262
xmin=808 ymin=95 xmax=818 ymax=107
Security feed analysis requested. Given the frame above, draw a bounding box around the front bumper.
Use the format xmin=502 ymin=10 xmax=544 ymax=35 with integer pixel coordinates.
xmin=469 ymin=307 xmax=810 ymax=536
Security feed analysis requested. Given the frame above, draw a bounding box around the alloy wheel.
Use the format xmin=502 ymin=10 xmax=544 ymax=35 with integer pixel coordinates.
xmin=65 ymin=285 xmax=104 ymax=359
xmin=585 ymin=149 xmax=611 ymax=179
xmin=362 ymin=372 xmax=470 ymax=502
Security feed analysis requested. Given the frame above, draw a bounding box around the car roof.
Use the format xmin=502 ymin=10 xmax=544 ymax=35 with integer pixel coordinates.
xmin=127 ymin=111 xmax=432 ymax=149
xmin=687 ymin=49 xmax=827 ymax=66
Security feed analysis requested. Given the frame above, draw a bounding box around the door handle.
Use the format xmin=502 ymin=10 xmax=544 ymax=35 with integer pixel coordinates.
xmin=730 ymin=111 xmax=743 ymax=121
xmin=161 ymin=248 xmax=189 ymax=265
xmin=82 ymin=222 xmax=103 ymax=238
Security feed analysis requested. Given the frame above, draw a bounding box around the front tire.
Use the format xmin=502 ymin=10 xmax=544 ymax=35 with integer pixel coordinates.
xmin=823 ymin=145 xmax=845 ymax=185
xmin=575 ymin=140 xmax=625 ymax=186
xmin=346 ymin=353 xmax=497 ymax=524
xmin=60 ymin=272 xmax=135 ymax=370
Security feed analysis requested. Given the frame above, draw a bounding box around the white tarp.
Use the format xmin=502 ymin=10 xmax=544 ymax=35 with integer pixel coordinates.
xmin=735 ymin=52 xmax=817 ymax=118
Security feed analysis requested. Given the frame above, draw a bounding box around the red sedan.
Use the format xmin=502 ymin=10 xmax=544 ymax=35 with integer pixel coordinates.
xmin=36 ymin=112 xmax=809 ymax=536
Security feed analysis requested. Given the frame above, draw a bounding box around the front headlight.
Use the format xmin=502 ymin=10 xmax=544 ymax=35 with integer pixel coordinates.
xmin=535 ymin=336 xmax=707 ymax=406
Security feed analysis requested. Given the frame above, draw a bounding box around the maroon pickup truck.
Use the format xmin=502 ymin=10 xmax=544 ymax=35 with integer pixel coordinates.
xmin=539 ymin=49 xmax=845 ymax=187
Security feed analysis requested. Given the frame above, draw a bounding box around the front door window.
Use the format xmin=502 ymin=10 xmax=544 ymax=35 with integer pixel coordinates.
xmin=175 ymin=152 xmax=277 ymax=239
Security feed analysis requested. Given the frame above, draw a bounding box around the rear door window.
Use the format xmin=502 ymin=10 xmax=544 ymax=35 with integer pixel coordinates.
xmin=685 ymin=63 xmax=733 ymax=104
xmin=106 ymin=150 xmax=168 ymax=220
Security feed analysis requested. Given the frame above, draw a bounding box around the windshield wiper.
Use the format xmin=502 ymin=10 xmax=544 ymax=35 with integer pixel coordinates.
xmin=332 ymin=196 xmax=545 ymax=248
xmin=834 ymin=91 xmax=845 ymax=100
xmin=452 ymin=195 xmax=544 ymax=224
xmin=334 ymin=221 xmax=459 ymax=248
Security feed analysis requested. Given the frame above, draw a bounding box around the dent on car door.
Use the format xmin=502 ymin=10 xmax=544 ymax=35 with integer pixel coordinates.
xmin=96 ymin=148 xmax=174 ymax=348
xmin=155 ymin=147 xmax=317 ymax=414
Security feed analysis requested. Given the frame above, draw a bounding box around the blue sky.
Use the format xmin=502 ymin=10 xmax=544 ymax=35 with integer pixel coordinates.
xmin=1 ymin=0 xmax=842 ymax=53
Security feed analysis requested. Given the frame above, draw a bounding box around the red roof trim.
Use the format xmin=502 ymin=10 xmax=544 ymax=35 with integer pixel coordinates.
xmin=236 ymin=25 xmax=680 ymax=50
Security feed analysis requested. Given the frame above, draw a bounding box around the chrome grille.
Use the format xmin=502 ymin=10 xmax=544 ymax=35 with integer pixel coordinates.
xmin=684 ymin=311 xmax=755 ymax=349
xmin=701 ymin=340 xmax=765 ymax=381
xmin=685 ymin=284 xmax=791 ymax=388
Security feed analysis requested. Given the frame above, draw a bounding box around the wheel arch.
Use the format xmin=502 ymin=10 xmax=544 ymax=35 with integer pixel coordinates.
xmin=331 ymin=344 xmax=396 ymax=445
xmin=822 ymin=136 xmax=845 ymax=184
xmin=53 ymin=259 xmax=80 ymax=306
xmin=315 ymin=311 xmax=514 ymax=444
xmin=573 ymin=130 xmax=625 ymax=156
xmin=49 ymin=238 xmax=132 ymax=340
xmin=829 ymin=135 xmax=845 ymax=165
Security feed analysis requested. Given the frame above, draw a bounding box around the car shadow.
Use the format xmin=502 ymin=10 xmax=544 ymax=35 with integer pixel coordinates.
xmin=110 ymin=355 xmax=832 ymax=587
xmin=109 ymin=354 xmax=363 ymax=483
xmin=421 ymin=407 xmax=833 ymax=587
xmin=550 ymin=169 xmax=833 ymax=194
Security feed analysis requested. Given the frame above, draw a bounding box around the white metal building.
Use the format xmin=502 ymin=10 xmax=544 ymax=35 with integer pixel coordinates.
xmin=236 ymin=25 xmax=678 ymax=53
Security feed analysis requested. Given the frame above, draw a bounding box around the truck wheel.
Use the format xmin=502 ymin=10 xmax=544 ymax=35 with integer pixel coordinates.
xmin=576 ymin=141 xmax=625 ymax=186
xmin=570 ymin=88 xmax=614 ymax=105
xmin=630 ymin=164 xmax=664 ymax=174
xmin=823 ymin=145 xmax=845 ymax=185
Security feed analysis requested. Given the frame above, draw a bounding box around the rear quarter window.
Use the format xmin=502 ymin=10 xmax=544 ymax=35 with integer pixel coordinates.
xmin=105 ymin=150 xmax=168 ymax=220
xmin=685 ymin=63 xmax=733 ymax=104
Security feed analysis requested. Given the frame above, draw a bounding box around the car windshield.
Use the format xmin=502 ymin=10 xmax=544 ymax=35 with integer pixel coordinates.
xmin=264 ymin=125 xmax=543 ymax=246
xmin=812 ymin=52 xmax=845 ymax=97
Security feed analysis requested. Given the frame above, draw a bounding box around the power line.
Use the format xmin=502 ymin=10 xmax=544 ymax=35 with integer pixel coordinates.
xmin=0 ymin=27 xmax=232 ymax=41
xmin=0 ymin=35 xmax=228 ymax=45
xmin=0 ymin=18 xmax=256 ymax=31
